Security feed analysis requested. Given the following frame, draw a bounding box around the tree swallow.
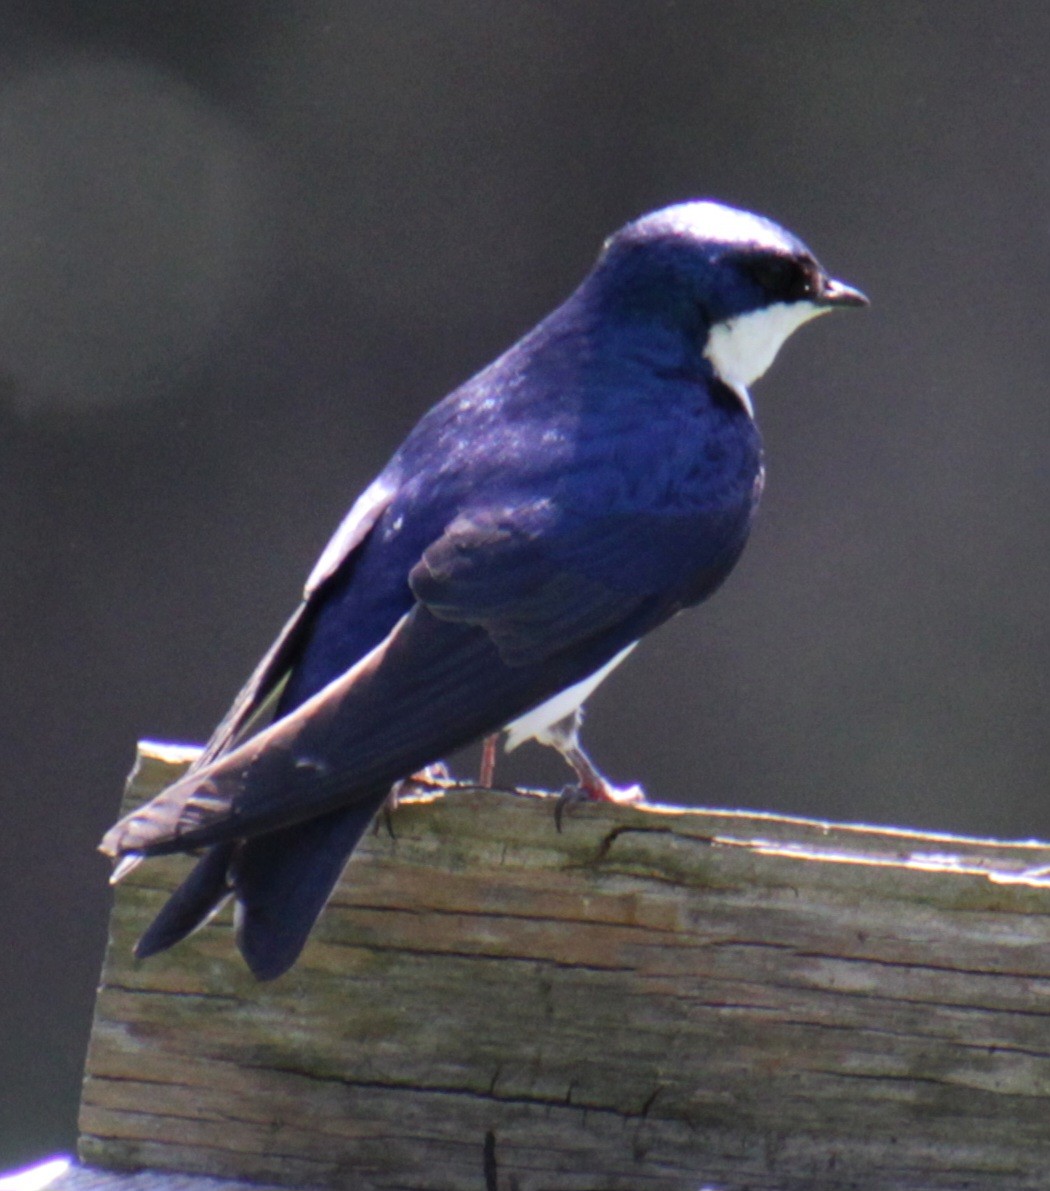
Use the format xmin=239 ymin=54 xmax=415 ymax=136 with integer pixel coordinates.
xmin=101 ymin=200 xmax=867 ymax=979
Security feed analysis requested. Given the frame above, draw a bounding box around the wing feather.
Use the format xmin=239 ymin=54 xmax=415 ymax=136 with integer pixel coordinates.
xmin=105 ymin=491 xmax=751 ymax=860
xmin=187 ymin=474 xmax=395 ymax=773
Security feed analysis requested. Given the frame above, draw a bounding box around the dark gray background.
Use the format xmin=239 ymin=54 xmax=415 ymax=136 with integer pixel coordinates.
xmin=2 ymin=0 xmax=1047 ymax=1168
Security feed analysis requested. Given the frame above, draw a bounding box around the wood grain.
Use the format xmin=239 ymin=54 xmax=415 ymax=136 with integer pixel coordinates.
xmin=79 ymin=742 xmax=1050 ymax=1190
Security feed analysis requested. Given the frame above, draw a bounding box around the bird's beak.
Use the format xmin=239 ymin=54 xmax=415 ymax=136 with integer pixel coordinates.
xmin=816 ymin=276 xmax=869 ymax=309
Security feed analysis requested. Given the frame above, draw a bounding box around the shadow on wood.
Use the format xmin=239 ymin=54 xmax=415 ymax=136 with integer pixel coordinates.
xmin=79 ymin=742 xmax=1050 ymax=1190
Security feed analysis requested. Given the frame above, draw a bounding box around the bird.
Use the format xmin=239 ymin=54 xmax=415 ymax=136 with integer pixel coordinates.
xmin=101 ymin=199 xmax=867 ymax=980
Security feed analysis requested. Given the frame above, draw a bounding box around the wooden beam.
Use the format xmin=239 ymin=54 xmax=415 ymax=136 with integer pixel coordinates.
xmin=79 ymin=742 xmax=1050 ymax=1189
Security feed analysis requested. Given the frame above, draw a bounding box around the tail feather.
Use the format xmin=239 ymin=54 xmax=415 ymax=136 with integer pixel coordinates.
xmin=135 ymin=794 xmax=386 ymax=980
xmin=135 ymin=841 xmax=236 ymax=960
xmin=231 ymin=793 xmax=387 ymax=980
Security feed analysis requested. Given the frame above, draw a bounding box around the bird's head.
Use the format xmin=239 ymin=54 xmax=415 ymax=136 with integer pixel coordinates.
xmin=591 ymin=200 xmax=867 ymax=397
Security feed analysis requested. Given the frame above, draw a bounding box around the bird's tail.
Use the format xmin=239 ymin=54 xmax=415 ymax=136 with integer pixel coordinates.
xmin=135 ymin=791 xmax=388 ymax=980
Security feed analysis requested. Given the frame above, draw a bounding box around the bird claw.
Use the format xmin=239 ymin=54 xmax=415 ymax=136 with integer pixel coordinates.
xmin=378 ymin=762 xmax=454 ymax=837
xmin=553 ymin=786 xmax=582 ymax=833
xmin=388 ymin=761 xmax=453 ymax=806
xmin=553 ymin=779 xmax=646 ymax=831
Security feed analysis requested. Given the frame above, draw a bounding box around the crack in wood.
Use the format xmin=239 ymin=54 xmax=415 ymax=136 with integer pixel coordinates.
xmin=336 ymin=899 xmax=681 ymax=935
xmin=230 ymin=1061 xmax=660 ymax=1122
xmin=318 ymin=936 xmax=639 ymax=973
xmin=482 ymin=1130 xmax=497 ymax=1191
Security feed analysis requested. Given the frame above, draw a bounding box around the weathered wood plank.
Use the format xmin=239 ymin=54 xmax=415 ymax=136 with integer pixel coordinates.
xmin=79 ymin=742 xmax=1050 ymax=1189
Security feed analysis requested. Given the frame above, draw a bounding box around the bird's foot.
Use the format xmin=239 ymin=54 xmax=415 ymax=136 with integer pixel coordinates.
xmin=553 ymin=777 xmax=646 ymax=831
xmin=388 ymin=761 xmax=453 ymax=807
xmin=581 ymin=776 xmax=646 ymax=805
xmin=378 ymin=763 xmax=454 ymax=837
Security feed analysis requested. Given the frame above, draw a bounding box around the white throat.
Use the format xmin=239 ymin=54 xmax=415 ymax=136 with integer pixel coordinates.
xmin=704 ymin=300 xmax=829 ymax=417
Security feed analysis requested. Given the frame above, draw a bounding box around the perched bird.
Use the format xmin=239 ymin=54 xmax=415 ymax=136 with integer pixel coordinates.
xmin=102 ymin=200 xmax=866 ymax=979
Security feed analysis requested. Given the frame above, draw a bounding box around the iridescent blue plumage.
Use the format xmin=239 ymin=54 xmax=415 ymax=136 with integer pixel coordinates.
xmin=103 ymin=200 xmax=866 ymax=978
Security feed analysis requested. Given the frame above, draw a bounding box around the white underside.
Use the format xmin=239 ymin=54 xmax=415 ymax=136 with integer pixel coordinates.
xmin=503 ymin=642 xmax=637 ymax=751
xmin=704 ymin=300 xmax=830 ymax=415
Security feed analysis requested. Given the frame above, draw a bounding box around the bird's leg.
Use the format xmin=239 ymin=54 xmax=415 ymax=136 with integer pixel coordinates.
xmin=546 ymin=708 xmax=645 ymax=807
xmin=478 ymin=734 xmax=499 ymax=788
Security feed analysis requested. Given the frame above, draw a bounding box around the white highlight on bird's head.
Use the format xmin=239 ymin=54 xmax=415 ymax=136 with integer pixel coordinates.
xmin=642 ymin=200 xmax=802 ymax=257
xmin=704 ymin=299 xmax=831 ymax=413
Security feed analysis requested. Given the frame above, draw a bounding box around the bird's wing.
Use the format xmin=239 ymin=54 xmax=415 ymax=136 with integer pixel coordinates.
xmin=102 ymin=494 xmax=745 ymax=859
xmin=409 ymin=501 xmax=658 ymax=665
xmin=410 ymin=496 xmax=752 ymax=661
xmin=187 ymin=475 xmax=396 ymax=773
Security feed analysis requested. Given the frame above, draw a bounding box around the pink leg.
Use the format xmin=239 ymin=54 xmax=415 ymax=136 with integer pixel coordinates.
xmin=479 ymin=734 xmax=498 ymax=787
xmin=563 ymin=739 xmax=645 ymax=804
xmin=546 ymin=710 xmax=645 ymax=805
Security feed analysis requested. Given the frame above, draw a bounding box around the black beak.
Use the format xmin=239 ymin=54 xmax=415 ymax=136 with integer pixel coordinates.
xmin=817 ymin=276 xmax=869 ymax=309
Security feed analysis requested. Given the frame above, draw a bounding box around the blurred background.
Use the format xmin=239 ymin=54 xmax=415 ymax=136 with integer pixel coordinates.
xmin=1 ymin=0 xmax=1047 ymax=1168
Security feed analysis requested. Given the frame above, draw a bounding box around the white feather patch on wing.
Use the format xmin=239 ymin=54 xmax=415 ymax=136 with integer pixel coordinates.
xmin=503 ymin=642 xmax=637 ymax=751
xmin=305 ymin=475 xmax=396 ymax=595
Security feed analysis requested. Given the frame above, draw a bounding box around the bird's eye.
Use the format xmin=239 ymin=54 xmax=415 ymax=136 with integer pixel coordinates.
xmin=745 ymin=255 xmax=815 ymax=302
